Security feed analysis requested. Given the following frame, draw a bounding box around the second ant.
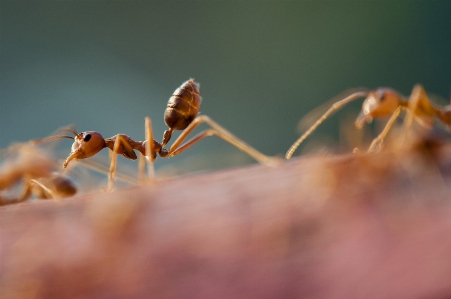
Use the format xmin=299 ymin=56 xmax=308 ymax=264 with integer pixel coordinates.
xmin=286 ymin=84 xmax=451 ymax=159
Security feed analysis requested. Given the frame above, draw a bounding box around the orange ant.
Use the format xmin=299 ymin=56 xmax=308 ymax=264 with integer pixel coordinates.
xmin=286 ymin=84 xmax=451 ymax=159
xmin=0 ymin=173 xmax=77 ymax=206
xmin=0 ymin=126 xmax=139 ymax=204
xmin=0 ymin=142 xmax=77 ymax=206
xmin=59 ymin=79 xmax=279 ymax=189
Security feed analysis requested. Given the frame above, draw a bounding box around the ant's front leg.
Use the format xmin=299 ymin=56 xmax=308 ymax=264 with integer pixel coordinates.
xmin=140 ymin=117 xmax=156 ymax=182
xmin=286 ymin=91 xmax=369 ymax=159
xmin=164 ymin=115 xmax=281 ymax=166
xmin=367 ymin=107 xmax=402 ymax=152
xmin=105 ymin=134 xmax=143 ymax=191
xmin=107 ymin=135 xmax=129 ymax=192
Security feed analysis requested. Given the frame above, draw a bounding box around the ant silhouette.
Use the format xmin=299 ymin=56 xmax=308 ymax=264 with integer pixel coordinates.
xmin=56 ymin=79 xmax=279 ymax=190
xmin=286 ymin=84 xmax=451 ymax=159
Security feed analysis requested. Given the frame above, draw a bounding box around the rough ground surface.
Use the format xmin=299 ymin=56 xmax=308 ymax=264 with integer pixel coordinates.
xmin=1 ymin=143 xmax=451 ymax=299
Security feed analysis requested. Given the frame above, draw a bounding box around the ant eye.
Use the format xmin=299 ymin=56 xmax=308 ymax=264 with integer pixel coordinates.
xmin=83 ymin=134 xmax=92 ymax=142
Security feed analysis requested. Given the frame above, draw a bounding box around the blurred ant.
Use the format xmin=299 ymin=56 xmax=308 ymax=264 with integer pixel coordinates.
xmin=0 ymin=141 xmax=77 ymax=206
xmin=0 ymin=173 xmax=77 ymax=206
xmin=286 ymin=84 xmax=451 ymax=159
xmin=58 ymin=79 xmax=279 ymax=190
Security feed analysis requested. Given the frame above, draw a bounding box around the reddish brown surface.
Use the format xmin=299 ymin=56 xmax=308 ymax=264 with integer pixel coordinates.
xmin=1 ymin=146 xmax=451 ymax=299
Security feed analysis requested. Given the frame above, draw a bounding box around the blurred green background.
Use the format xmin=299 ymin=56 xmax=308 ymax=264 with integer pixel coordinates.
xmin=1 ymin=1 xmax=451 ymax=175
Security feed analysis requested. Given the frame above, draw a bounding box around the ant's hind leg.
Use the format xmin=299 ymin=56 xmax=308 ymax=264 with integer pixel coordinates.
xmin=167 ymin=129 xmax=216 ymax=157
xmin=167 ymin=115 xmax=280 ymax=166
xmin=367 ymin=107 xmax=402 ymax=152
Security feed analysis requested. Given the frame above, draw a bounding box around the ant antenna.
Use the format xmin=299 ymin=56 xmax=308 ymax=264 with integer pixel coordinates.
xmin=30 ymin=135 xmax=75 ymax=145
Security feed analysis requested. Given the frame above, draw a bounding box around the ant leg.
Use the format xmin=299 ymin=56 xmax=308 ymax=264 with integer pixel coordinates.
xmin=29 ymin=179 xmax=57 ymax=199
xmin=77 ymin=159 xmax=137 ymax=185
xmin=168 ymin=127 xmax=275 ymax=165
xmin=400 ymin=85 xmax=429 ymax=147
xmin=402 ymin=88 xmax=420 ymax=145
xmin=138 ymin=117 xmax=156 ymax=183
xmin=0 ymin=194 xmax=24 ymax=206
xmin=367 ymin=107 xmax=402 ymax=152
xmin=138 ymin=153 xmax=146 ymax=184
xmin=107 ymin=135 xmax=128 ymax=192
xmin=167 ymin=115 xmax=280 ymax=166
xmin=16 ymin=183 xmax=33 ymax=203
xmin=285 ymin=91 xmax=368 ymax=159
xmin=167 ymin=129 xmax=216 ymax=157
xmin=144 ymin=117 xmax=155 ymax=181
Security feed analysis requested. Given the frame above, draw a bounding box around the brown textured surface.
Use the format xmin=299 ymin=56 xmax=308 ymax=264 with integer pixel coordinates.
xmin=1 ymin=144 xmax=451 ymax=299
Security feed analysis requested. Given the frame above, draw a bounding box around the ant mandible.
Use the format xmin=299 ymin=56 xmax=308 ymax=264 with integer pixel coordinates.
xmin=286 ymin=84 xmax=451 ymax=159
xmin=58 ymin=79 xmax=279 ymax=189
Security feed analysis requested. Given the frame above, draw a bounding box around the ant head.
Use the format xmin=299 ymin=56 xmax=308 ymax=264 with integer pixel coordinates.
xmin=63 ymin=131 xmax=106 ymax=168
xmin=355 ymin=88 xmax=403 ymax=129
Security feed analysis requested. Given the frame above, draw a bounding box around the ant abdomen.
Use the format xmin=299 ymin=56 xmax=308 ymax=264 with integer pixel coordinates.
xmin=162 ymin=79 xmax=201 ymax=146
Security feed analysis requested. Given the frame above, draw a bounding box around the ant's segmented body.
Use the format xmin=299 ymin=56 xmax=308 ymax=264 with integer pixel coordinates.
xmin=162 ymin=79 xmax=201 ymax=147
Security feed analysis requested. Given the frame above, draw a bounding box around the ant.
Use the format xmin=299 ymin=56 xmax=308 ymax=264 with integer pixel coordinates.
xmin=0 ymin=173 xmax=77 ymax=206
xmin=0 ymin=126 xmax=139 ymax=204
xmin=0 ymin=142 xmax=77 ymax=206
xmin=286 ymin=84 xmax=451 ymax=159
xmin=58 ymin=79 xmax=279 ymax=189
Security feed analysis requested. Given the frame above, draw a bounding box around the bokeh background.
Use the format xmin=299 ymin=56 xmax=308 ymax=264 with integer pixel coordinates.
xmin=1 ymin=1 xmax=451 ymax=176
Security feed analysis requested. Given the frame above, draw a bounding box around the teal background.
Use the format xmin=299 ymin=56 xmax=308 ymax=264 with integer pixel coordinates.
xmin=1 ymin=1 xmax=451 ymax=175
